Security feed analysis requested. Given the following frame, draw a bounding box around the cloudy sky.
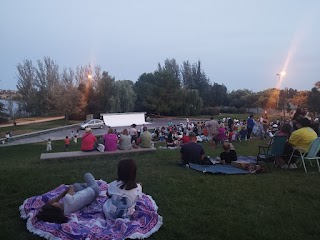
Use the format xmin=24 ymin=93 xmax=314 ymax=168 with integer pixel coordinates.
xmin=1 ymin=0 xmax=319 ymax=92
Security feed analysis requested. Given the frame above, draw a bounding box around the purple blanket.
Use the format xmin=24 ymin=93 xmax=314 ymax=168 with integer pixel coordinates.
xmin=20 ymin=180 xmax=163 ymax=240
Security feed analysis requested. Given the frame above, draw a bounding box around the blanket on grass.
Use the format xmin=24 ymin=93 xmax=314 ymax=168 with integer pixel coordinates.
xmin=19 ymin=180 xmax=163 ymax=240
xmin=189 ymin=163 xmax=249 ymax=175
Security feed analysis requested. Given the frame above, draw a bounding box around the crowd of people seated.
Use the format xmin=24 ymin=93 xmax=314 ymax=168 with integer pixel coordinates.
xmin=79 ymin=108 xmax=320 ymax=169
xmin=81 ymin=125 xmax=154 ymax=152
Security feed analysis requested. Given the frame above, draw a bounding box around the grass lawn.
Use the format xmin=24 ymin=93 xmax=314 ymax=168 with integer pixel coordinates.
xmin=0 ymin=119 xmax=80 ymax=137
xmin=1 ymin=138 xmax=320 ymax=240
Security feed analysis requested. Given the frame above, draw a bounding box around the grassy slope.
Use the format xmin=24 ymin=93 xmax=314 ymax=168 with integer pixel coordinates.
xmin=1 ymin=138 xmax=320 ymax=240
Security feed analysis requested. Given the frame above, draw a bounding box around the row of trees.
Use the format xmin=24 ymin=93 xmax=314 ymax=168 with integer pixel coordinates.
xmin=9 ymin=57 xmax=320 ymax=122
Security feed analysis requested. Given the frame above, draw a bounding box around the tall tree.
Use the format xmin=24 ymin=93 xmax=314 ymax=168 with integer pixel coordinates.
xmin=181 ymin=60 xmax=210 ymax=105
xmin=308 ymin=86 xmax=320 ymax=115
xmin=110 ymin=80 xmax=136 ymax=113
xmin=54 ymin=68 xmax=83 ymax=123
xmin=0 ymin=102 xmax=8 ymax=123
xmin=158 ymin=58 xmax=180 ymax=80
xmin=209 ymin=83 xmax=228 ymax=106
xmin=180 ymin=89 xmax=203 ymax=116
xmin=16 ymin=60 xmax=38 ymax=116
xmin=95 ymin=71 xmax=115 ymax=113
xmin=35 ymin=57 xmax=60 ymax=115
xmin=292 ymin=91 xmax=309 ymax=107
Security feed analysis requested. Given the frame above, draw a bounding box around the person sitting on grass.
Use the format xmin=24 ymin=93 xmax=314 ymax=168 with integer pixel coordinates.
xmin=219 ymin=142 xmax=237 ymax=164
xmin=118 ymin=129 xmax=132 ymax=150
xmin=36 ymin=173 xmax=100 ymax=224
xmin=179 ymin=132 xmax=212 ymax=166
xmin=179 ymin=131 xmax=190 ymax=144
xmin=81 ymin=127 xmax=98 ymax=152
xmin=139 ymin=126 xmax=152 ymax=148
xmin=103 ymin=159 xmax=142 ymax=220
xmin=103 ymin=128 xmax=118 ymax=151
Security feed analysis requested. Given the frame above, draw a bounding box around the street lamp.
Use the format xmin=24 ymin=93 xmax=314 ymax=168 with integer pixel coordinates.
xmin=276 ymin=71 xmax=286 ymax=108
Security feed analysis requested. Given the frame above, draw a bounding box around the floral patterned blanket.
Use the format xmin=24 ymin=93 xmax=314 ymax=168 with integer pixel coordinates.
xmin=20 ymin=180 xmax=163 ymax=240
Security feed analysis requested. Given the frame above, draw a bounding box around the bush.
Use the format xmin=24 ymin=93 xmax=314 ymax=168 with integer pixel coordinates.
xmin=220 ymin=106 xmax=246 ymax=114
xmin=0 ymin=117 xmax=9 ymax=124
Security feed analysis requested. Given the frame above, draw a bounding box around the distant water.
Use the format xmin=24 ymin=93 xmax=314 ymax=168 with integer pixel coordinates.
xmin=0 ymin=99 xmax=19 ymax=112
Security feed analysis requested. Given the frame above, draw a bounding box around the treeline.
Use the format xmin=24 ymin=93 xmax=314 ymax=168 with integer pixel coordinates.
xmin=12 ymin=57 xmax=320 ymax=121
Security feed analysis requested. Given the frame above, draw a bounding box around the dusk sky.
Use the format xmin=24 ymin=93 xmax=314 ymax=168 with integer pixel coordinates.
xmin=1 ymin=0 xmax=319 ymax=92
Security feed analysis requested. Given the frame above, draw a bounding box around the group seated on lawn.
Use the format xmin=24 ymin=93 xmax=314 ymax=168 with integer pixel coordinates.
xmin=67 ymin=109 xmax=320 ymax=171
xmin=148 ymin=113 xmax=319 ymax=171
xmin=81 ymin=125 xmax=154 ymax=153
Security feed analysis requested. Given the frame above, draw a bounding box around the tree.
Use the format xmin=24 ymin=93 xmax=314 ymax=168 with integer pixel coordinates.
xmin=134 ymin=73 xmax=158 ymax=113
xmin=209 ymin=83 xmax=228 ymax=107
xmin=95 ymin=71 xmax=115 ymax=114
xmin=158 ymin=58 xmax=180 ymax=80
xmin=16 ymin=59 xmax=38 ymax=116
xmin=292 ymin=91 xmax=309 ymax=107
xmin=110 ymin=80 xmax=136 ymax=113
xmin=0 ymin=102 xmax=8 ymax=123
xmin=134 ymin=69 xmax=182 ymax=115
xmin=180 ymin=89 xmax=203 ymax=116
xmin=54 ymin=68 xmax=83 ymax=123
xmin=308 ymin=87 xmax=320 ymax=115
xmin=181 ymin=60 xmax=210 ymax=105
xmin=228 ymin=89 xmax=253 ymax=108
xmin=35 ymin=57 xmax=61 ymax=115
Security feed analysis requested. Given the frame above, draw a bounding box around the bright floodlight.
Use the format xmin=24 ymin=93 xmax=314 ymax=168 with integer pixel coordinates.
xmin=88 ymin=74 xmax=92 ymax=79
xmin=280 ymin=71 xmax=286 ymax=76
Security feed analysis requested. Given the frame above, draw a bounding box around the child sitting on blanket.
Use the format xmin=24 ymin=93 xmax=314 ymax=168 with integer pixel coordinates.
xmin=219 ymin=142 xmax=237 ymax=164
xmin=103 ymin=159 xmax=142 ymax=220
xmin=36 ymin=173 xmax=100 ymax=223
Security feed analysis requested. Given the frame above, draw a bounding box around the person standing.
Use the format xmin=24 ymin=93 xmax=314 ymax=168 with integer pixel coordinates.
xmin=65 ymin=136 xmax=70 ymax=151
xmin=129 ymin=124 xmax=138 ymax=143
xmin=46 ymin=139 xmax=52 ymax=152
xmin=246 ymin=115 xmax=255 ymax=140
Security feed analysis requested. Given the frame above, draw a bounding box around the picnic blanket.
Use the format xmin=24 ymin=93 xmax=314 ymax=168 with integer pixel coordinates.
xmin=236 ymin=156 xmax=257 ymax=163
xmin=189 ymin=163 xmax=249 ymax=174
xmin=19 ymin=180 xmax=163 ymax=240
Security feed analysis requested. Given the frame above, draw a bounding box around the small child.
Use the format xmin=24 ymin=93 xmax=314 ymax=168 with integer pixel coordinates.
xmin=103 ymin=159 xmax=142 ymax=220
xmin=70 ymin=131 xmax=74 ymax=140
xmin=65 ymin=136 xmax=70 ymax=151
xmin=74 ymin=133 xmax=78 ymax=144
xmin=219 ymin=142 xmax=237 ymax=164
xmin=46 ymin=139 xmax=52 ymax=152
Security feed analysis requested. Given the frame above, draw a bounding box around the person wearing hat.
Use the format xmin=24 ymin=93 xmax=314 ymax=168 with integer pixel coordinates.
xmin=179 ymin=132 xmax=212 ymax=166
xmin=81 ymin=127 xmax=98 ymax=151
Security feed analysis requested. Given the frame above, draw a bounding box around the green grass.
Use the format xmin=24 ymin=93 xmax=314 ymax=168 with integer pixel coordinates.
xmin=1 ymin=138 xmax=320 ymax=240
xmin=0 ymin=119 xmax=80 ymax=137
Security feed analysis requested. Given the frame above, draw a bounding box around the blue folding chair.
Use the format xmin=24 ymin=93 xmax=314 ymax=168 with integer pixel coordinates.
xmin=287 ymin=137 xmax=320 ymax=173
xmin=257 ymin=135 xmax=288 ymax=170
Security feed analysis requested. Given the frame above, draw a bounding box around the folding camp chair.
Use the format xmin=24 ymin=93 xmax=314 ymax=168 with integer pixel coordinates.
xmin=257 ymin=135 xmax=288 ymax=170
xmin=287 ymin=137 xmax=320 ymax=173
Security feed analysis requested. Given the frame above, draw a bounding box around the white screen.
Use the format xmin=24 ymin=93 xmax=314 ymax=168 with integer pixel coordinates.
xmin=101 ymin=112 xmax=148 ymax=127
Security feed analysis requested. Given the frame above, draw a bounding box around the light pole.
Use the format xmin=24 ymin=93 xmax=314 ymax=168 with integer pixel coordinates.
xmin=276 ymin=71 xmax=286 ymax=108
